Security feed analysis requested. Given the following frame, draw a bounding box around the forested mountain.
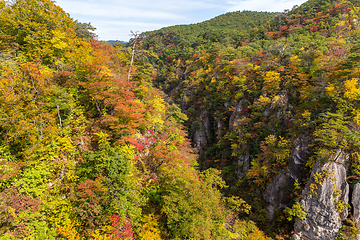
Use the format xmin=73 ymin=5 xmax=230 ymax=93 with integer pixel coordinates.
xmin=137 ymin=0 xmax=360 ymax=239
xmin=142 ymin=11 xmax=278 ymax=44
xmin=108 ymin=40 xmax=126 ymax=46
xmin=0 ymin=0 xmax=254 ymax=239
xmin=2 ymin=0 xmax=360 ymax=239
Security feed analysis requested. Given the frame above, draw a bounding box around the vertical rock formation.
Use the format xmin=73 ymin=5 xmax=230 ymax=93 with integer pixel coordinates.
xmin=193 ymin=111 xmax=210 ymax=154
xmin=352 ymin=183 xmax=360 ymax=228
xmin=262 ymin=136 xmax=309 ymax=219
xmin=292 ymin=159 xmax=349 ymax=240
xmin=291 ymin=137 xmax=310 ymax=178
xmin=229 ymin=100 xmax=244 ymax=130
xmin=229 ymin=100 xmax=251 ymax=180
xmin=263 ymin=170 xmax=295 ymax=219
xmin=235 ymin=153 xmax=250 ymax=180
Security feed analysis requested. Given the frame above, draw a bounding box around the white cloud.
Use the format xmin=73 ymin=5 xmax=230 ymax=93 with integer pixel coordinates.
xmin=95 ymin=20 xmax=166 ymax=28
xmin=53 ymin=0 xmax=309 ymax=41
xmin=90 ymin=20 xmax=168 ymax=40
xmin=103 ymin=0 xmax=224 ymax=11
xmin=54 ymin=0 xmax=228 ymax=41
xmin=55 ymin=0 xmax=187 ymax=20
xmin=226 ymin=0 xmax=307 ymax=12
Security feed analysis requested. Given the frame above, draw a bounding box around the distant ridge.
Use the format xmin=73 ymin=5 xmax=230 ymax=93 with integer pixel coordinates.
xmin=107 ymin=40 xmax=126 ymax=45
xmin=142 ymin=10 xmax=278 ymax=39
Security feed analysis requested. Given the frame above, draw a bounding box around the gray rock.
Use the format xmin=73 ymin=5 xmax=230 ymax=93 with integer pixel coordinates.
xmin=289 ymin=136 xmax=310 ymax=182
xmin=263 ymin=136 xmax=309 ymax=219
xmin=352 ymin=183 xmax=360 ymax=228
xmin=216 ymin=118 xmax=224 ymax=139
xmin=193 ymin=127 xmax=207 ymax=151
xmin=331 ymin=162 xmax=349 ymax=221
xmin=193 ymin=111 xmax=211 ymax=156
xmin=229 ymin=100 xmax=244 ymax=129
xmin=203 ymin=116 xmax=211 ymax=138
xmin=271 ymin=90 xmax=288 ymax=118
xmin=291 ymin=137 xmax=310 ymax=166
xmin=263 ymin=170 xmax=295 ymax=219
xmin=194 ymin=114 xmax=207 ymax=152
xmin=293 ymin=161 xmax=349 ymax=240
xmin=235 ymin=153 xmax=250 ymax=180
xmin=264 ymin=108 xmax=272 ymax=116
xmin=181 ymin=90 xmax=188 ymax=111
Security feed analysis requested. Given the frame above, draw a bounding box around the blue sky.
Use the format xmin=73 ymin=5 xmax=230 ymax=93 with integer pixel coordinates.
xmin=55 ymin=0 xmax=308 ymax=41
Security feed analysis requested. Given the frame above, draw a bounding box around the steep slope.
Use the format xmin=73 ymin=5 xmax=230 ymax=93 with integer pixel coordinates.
xmin=138 ymin=0 xmax=360 ymax=238
xmin=3 ymin=0 xmax=360 ymax=238
xmin=140 ymin=11 xmax=278 ymax=90
xmin=0 ymin=0 xmax=258 ymax=239
xmin=142 ymin=10 xmax=278 ymax=42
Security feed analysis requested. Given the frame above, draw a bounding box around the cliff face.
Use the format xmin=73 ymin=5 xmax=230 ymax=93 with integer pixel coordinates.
xmin=140 ymin=0 xmax=360 ymax=237
xmin=183 ymin=88 xmax=357 ymax=238
xmin=293 ymin=157 xmax=349 ymax=240
xmin=353 ymin=183 xmax=360 ymax=228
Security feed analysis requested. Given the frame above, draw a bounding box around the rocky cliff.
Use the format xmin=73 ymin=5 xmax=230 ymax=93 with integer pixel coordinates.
xmin=293 ymin=156 xmax=349 ymax=240
xmin=183 ymin=88 xmax=358 ymax=239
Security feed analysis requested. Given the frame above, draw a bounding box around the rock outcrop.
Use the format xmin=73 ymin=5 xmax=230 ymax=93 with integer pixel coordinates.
xmin=193 ymin=110 xmax=211 ymax=152
xmin=292 ymin=160 xmax=349 ymax=240
xmin=263 ymin=136 xmax=309 ymax=219
xmin=193 ymin=124 xmax=207 ymax=151
xmin=229 ymin=100 xmax=244 ymax=129
xmin=235 ymin=153 xmax=250 ymax=180
xmin=263 ymin=170 xmax=295 ymax=219
xmin=291 ymin=137 xmax=310 ymax=170
xmin=352 ymin=183 xmax=360 ymax=228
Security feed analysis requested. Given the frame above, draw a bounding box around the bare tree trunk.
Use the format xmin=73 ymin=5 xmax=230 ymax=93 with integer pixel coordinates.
xmin=127 ymin=31 xmax=139 ymax=82
xmin=57 ymin=104 xmax=62 ymax=127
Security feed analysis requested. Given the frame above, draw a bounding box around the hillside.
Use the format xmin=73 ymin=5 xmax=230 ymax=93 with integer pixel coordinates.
xmin=2 ymin=0 xmax=360 ymax=239
xmin=108 ymin=40 xmax=126 ymax=45
xmin=136 ymin=0 xmax=360 ymax=238
xmin=140 ymin=10 xmax=279 ymax=96
xmin=142 ymin=10 xmax=278 ymax=42
xmin=0 ymin=0 xmax=254 ymax=239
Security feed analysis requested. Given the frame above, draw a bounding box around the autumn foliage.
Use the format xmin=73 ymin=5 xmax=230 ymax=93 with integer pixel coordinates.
xmin=4 ymin=0 xmax=360 ymax=238
xmin=0 ymin=0 xmax=248 ymax=239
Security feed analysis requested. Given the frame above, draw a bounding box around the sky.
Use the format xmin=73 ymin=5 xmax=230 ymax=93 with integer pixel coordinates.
xmin=55 ymin=0 xmax=308 ymax=41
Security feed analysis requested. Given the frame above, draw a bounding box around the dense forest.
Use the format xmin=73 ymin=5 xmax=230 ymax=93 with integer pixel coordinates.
xmin=137 ymin=0 xmax=360 ymax=238
xmin=1 ymin=0 xmax=360 ymax=239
